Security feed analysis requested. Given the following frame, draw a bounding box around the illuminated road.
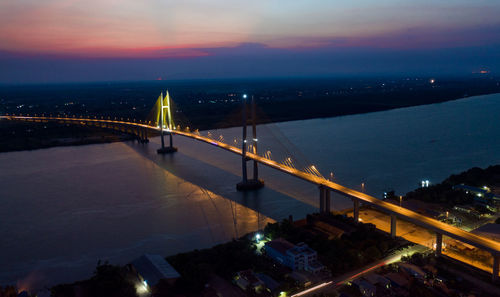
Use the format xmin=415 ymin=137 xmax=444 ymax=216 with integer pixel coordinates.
xmin=2 ymin=115 xmax=500 ymax=266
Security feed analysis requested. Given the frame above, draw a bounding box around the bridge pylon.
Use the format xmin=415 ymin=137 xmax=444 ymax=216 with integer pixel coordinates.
xmin=155 ymin=91 xmax=178 ymax=154
xmin=237 ymin=94 xmax=264 ymax=191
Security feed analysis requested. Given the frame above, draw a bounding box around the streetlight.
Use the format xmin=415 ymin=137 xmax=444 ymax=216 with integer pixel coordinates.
xmin=399 ymin=195 xmax=402 ymax=207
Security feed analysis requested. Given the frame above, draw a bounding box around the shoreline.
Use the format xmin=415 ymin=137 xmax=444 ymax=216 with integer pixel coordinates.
xmin=1 ymin=92 xmax=498 ymax=154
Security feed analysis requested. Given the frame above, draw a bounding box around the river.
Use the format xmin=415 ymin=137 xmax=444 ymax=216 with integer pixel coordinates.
xmin=0 ymin=93 xmax=499 ymax=290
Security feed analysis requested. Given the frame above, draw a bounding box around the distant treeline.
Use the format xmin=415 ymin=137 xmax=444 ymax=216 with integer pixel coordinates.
xmin=1 ymin=76 xmax=499 ymax=131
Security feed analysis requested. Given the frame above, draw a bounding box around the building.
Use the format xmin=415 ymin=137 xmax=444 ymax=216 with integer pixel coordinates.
xmin=312 ymin=221 xmax=345 ymax=239
xmin=352 ymin=279 xmax=376 ymax=297
xmin=256 ymin=273 xmax=280 ymax=294
xmin=399 ymin=263 xmax=426 ymax=279
xmin=234 ymin=269 xmax=265 ymax=293
xmin=264 ymin=238 xmax=326 ymax=274
xmin=385 ymin=272 xmax=409 ymax=288
xmin=131 ymin=254 xmax=181 ymax=287
xmin=453 ymin=184 xmax=499 ymax=202
xmin=363 ymin=273 xmax=391 ymax=289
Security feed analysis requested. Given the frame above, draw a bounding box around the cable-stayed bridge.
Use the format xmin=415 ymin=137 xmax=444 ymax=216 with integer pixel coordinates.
xmin=1 ymin=91 xmax=499 ymax=280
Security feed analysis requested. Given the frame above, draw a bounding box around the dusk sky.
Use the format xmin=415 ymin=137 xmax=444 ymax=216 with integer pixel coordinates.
xmin=1 ymin=0 xmax=500 ymax=83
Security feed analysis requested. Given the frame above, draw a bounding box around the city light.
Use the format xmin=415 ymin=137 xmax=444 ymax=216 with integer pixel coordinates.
xmin=255 ymin=233 xmax=262 ymax=242
xmin=243 ymin=94 xmax=247 ymax=99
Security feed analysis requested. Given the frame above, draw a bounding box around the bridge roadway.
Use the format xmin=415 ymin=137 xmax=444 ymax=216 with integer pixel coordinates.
xmin=2 ymin=115 xmax=500 ymax=264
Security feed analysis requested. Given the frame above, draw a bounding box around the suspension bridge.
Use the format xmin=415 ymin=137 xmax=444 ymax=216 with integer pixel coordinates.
xmin=1 ymin=91 xmax=499 ymax=280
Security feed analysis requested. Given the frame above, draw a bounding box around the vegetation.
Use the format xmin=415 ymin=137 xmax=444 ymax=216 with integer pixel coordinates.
xmin=163 ymin=214 xmax=402 ymax=295
xmin=0 ymin=286 xmax=17 ymax=297
xmin=264 ymin=214 xmax=403 ymax=275
xmin=402 ymin=165 xmax=500 ymax=206
xmin=50 ymin=261 xmax=137 ymax=297
xmin=0 ymin=121 xmax=135 ymax=152
xmin=166 ymin=237 xmax=290 ymax=295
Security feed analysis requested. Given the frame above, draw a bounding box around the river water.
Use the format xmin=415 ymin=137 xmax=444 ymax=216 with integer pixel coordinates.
xmin=0 ymin=93 xmax=499 ymax=290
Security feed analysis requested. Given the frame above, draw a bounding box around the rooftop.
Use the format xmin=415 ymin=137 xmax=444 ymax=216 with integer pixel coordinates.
xmin=265 ymin=238 xmax=295 ymax=255
xmin=132 ymin=254 xmax=180 ymax=286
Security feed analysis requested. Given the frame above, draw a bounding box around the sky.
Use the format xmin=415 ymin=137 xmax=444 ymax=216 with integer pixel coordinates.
xmin=1 ymin=0 xmax=500 ymax=83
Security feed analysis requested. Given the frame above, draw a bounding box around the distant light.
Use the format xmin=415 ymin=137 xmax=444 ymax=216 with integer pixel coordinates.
xmin=253 ymin=138 xmax=258 ymax=142
xmin=243 ymin=94 xmax=247 ymax=99
xmin=430 ymin=79 xmax=435 ymax=84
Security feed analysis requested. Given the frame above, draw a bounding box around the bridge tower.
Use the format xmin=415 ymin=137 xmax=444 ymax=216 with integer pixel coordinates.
xmin=237 ymin=94 xmax=264 ymax=191
xmin=156 ymin=91 xmax=178 ymax=154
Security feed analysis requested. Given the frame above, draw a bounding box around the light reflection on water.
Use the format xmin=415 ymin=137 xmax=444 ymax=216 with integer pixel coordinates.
xmin=0 ymin=93 xmax=499 ymax=289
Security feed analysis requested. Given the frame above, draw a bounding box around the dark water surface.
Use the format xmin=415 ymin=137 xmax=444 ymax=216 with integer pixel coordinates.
xmin=0 ymin=93 xmax=499 ymax=289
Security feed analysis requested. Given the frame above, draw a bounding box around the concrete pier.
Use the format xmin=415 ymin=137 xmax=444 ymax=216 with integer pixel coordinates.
xmin=390 ymin=214 xmax=397 ymax=238
xmin=325 ymin=188 xmax=331 ymax=213
xmin=353 ymin=199 xmax=360 ymax=223
xmin=436 ymin=233 xmax=443 ymax=256
xmin=493 ymin=253 xmax=499 ymax=282
xmin=157 ymin=131 xmax=177 ymax=154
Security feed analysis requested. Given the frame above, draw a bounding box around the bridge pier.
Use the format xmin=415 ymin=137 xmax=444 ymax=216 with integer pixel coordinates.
xmin=493 ymin=253 xmax=499 ymax=282
xmin=325 ymin=187 xmax=331 ymax=213
xmin=435 ymin=233 xmax=442 ymax=256
xmin=390 ymin=214 xmax=397 ymax=238
xmin=353 ymin=199 xmax=360 ymax=223
xmin=318 ymin=186 xmax=331 ymax=213
xmin=141 ymin=128 xmax=149 ymax=143
xmin=237 ymin=94 xmax=263 ymax=191
xmin=157 ymin=131 xmax=177 ymax=154
xmin=319 ymin=186 xmax=325 ymax=213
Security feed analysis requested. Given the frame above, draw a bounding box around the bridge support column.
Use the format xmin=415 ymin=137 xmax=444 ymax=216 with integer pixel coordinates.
xmin=319 ymin=186 xmax=325 ymax=213
xmin=142 ymin=128 xmax=149 ymax=143
xmin=325 ymin=188 xmax=331 ymax=213
xmin=237 ymin=94 xmax=263 ymax=191
xmin=157 ymin=131 xmax=177 ymax=154
xmin=390 ymin=214 xmax=397 ymax=238
xmin=353 ymin=199 xmax=360 ymax=223
xmin=493 ymin=253 xmax=499 ymax=282
xmin=435 ymin=233 xmax=442 ymax=256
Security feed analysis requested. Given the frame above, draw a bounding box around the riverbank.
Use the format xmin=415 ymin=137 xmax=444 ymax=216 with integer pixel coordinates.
xmin=2 ymin=90 xmax=499 ymax=153
xmin=0 ymin=120 xmax=137 ymax=153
